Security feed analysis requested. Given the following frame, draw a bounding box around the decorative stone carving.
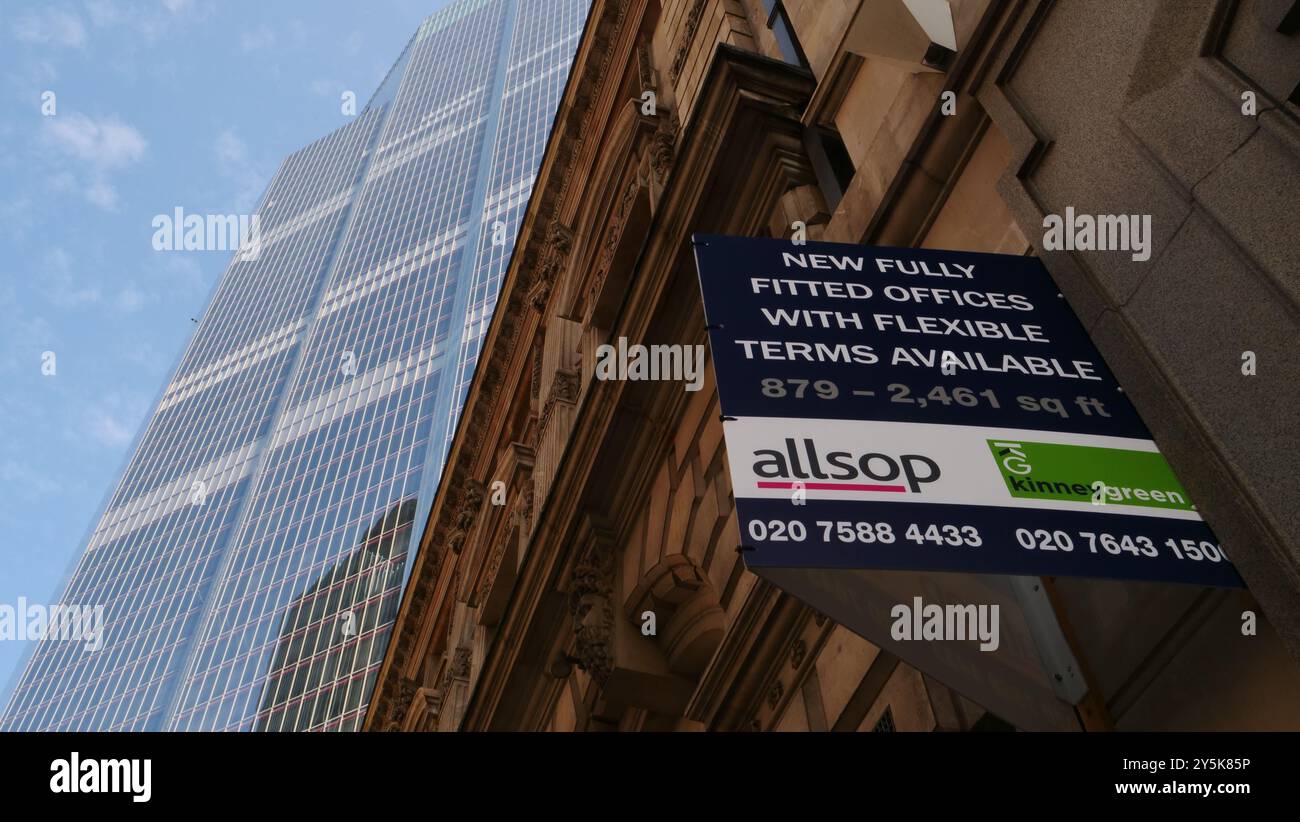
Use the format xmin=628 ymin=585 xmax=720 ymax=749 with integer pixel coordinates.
xmin=434 ymin=647 xmax=473 ymax=709
xmin=588 ymin=179 xmax=643 ymax=317
xmin=636 ymin=41 xmax=656 ymax=93
xmin=547 ymin=219 xmax=574 ymax=258
xmin=450 ymin=646 xmax=472 ymax=680
xmin=603 ymin=180 xmax=640 ymax=272
xmin=530 ymin=341 xmax=543 ymax=404
xmin=791 ymin=639 xmax=806 ymax=670
xmin=552 ymin=366 xmax=579 ymax=404
xmin=521 ymin=485 xmax=534 ymax=528
xmin=528 ymin=278 xmax=552 ymax=314
xmin=669 ymin=0 xmax=708 ymax=82
xmin=388 ymin=676 xmax=419 ymax=730
xmin=535 ymin=253 xmax=563 ymax=292
xmin=446 ymin=479 xmax=485 ymax=555
xmin=568 ymin=544 xmax=615 ymax=684
xmin=650 ymin=111 xmax=680 ymax=183
xmin=529 ymin=220 xmax=574 ymax=314
xmin=422 ymin=690 xmax=442 ymax=730
xmin=541 ymin=365 xmax=581 ymax=432
xmin=475 ymin=535 xmax=508 ymax=607
xmin=767 ymin=679 xmax=784 ymax=708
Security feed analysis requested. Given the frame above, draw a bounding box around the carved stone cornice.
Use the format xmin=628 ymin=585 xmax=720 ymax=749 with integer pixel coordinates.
xmin=365 ymin=0 xmax=640 ymax=731
xmin=553 ymin=0 xmax=634 ymax=211
xmin=385 ymin=676 xmax=420 ymax=731
xmin=403 ymin=550 xmax=440 ymax=620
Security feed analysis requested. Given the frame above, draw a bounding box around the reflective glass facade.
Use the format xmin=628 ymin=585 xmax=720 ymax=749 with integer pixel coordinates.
xmin=1 ymin=0 xmax=588 ymax=731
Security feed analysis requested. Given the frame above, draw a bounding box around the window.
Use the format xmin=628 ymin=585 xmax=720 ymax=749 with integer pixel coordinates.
xmin=873 ymin=706 xmax=896 ymax=732
xmin=761 ymin=0 xmax=809 ymax=68
xmin=803 ymin=125 xmax=857 ymax=210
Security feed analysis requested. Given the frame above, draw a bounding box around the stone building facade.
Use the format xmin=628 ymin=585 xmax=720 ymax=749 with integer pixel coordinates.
xmin=366 ymin=0 xmax=1300 ymax=731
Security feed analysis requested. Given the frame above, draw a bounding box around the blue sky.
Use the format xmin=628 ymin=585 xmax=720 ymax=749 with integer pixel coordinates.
xmin=0 ymin=0 xmax=451 ymax=699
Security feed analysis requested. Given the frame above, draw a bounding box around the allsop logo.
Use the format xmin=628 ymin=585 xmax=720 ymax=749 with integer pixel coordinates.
xmin=752 ymin=437 xmax=941 ymax=493
xmin=987 ymin=439 xmax=1194 ymax=512
xmin=50 ymin=752 xmax=151 ymax=803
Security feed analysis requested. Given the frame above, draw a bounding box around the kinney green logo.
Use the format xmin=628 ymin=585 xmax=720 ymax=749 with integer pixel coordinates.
xmin=987 ymin=439 xmax=1195 ymax=512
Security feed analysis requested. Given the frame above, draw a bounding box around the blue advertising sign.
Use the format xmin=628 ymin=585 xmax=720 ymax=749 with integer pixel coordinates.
xmin=693 ymin=234 xmax=1242 ymax=587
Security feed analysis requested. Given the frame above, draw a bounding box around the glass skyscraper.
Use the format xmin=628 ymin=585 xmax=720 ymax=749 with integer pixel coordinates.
xmin=1 ymin=0 xmax=588 ymax=732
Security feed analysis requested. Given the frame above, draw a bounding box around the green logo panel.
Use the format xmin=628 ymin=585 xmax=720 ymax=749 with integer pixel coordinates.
xmin=986 ymin=439 xmax=1195 ymax=512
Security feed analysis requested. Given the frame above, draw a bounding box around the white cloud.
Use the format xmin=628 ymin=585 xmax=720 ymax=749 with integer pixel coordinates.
xmin=240 ymin=24 xmax=275 ymax=53
xmin=214 ymin=128 xmax=247 ymax=165
xmin=0 ymin=304 xmax=55 ymax=375
xmin=52 ymin=282 xmax=103 ymax=307
xmin=0 ymin=459 xmax=61 ymax=497
xmin=155 ymin=254 xmax=206 ymax=293
xmin=39 ymin=249 xmax=148 ymax=312
xmin=82 ymin=393 xmax=147 ymax=449
xmin=85 ymin=0 xmax=126 ymax=27
xmin=0 ymin=197 xmax=35 ymax=242
xmin=43 ymin=248 xmax=105 ymax=307
xmin=13 ymin=9 xmax=87 ymax=48
xmin=85 ymin=0 xmax=199 ymax=43
xmin=85 ymin=407 xmax=133 ymax=447
xmin=4 ymin=58 xmax=58 ymax=100
xmin=47 ymin=171 xmax=78 ymax=194
xmin=112 ymin=283 xmax=147 ymax=313
xmin=45 ymin=248 xmax=72 ymax=273
xmin=120 ymin=340 xmax=161 ymax=368
xmin=214 ymin=128 xmax=268 ymax=213
xmin=288 ymin=19 xmax=308 ymax=48
xmin=84 ymin=178 xmax=120 ymax=210
xmin=39 ymin=112 xmax=146 ymax=210
xmin=42 ymin=112 xmax=147 ymax=170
